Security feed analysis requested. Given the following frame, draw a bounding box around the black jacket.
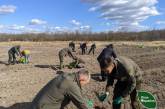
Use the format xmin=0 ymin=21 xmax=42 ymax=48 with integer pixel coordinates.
xmin=8 ymin=46 xmax=21 ymax=56
xmin=106 ymin=57 xmax=143 ymax=97
xmin=97 ymin=46 xmax=117 ymax=63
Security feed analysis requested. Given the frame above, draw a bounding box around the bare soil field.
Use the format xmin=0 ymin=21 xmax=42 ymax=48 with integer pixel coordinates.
xmin=0 ymin=41 xmax=165 ymax=109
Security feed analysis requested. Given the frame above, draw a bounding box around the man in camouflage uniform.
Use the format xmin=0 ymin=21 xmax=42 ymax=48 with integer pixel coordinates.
xmin=88 ymin=43 xmax=96 ymax=55
xmin=97 ymin=44 xmax=117 ymax=81
xmin=99 ymin=56 xmax=142 ymax=109
xmin=58 ymin=47 xmax=77 ymax=69
xmin=8 ymin=45 xmax=21 ymax=65
xmin=69 ymin=41 xmax=76 ymax=52
xmin=29 ymin=69 xmax=90 ymax=109
xmin=80 ymin=42 xmax=87 ymax=55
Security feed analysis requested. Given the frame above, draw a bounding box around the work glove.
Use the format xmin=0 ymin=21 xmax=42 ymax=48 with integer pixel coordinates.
xmin=98 ymin=92 xmax=109 ymax=102
xmin=113 ymin=96 xmax=123 ymax=105
xmin=87 ymin=99 xmax=93 ymax=108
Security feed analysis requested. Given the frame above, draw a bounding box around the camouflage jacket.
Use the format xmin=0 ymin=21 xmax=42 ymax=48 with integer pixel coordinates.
xmin=106 ymin=56 xmax=143 ymax=97
xmin=59 ymin=48 xmax=76 ymax=59
xmin=30 ymin=73 xmax=88 ymax=109
xmin=8 ymin=46 xmax=21 ymax=56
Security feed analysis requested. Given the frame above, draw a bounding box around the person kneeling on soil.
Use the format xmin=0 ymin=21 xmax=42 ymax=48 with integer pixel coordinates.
xmin=98 ymin=56 xmax=143 ymax=109
xmin=68 ymin=57 xmax=85 ymax=69
xmin=8 ymin=45 xmax=22 ymax=65
xmin=20 ymin=50 xmax=30 ymax=64
xmin=29 ymin=69 xmax=91 ymax=109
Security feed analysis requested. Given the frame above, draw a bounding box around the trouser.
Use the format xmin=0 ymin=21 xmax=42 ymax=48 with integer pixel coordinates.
xmin=59 ymin=53 xmax=64 ymax=69
xmin=82 ymin=48 xmax=86 ymax=55
xmin=88 ymin=48 xmax=95 ymax=55
xmin=113 ymin=81 xmax=142 ymax=109
xmin=8 ymin=51 xmax=16 ymax=64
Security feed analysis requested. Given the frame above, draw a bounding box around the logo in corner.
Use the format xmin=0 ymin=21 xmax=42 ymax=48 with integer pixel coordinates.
xmin=138 ymin=90 xmax=157 ymax=109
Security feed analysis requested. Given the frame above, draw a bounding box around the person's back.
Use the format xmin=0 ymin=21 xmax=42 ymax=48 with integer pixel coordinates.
xmin=97 ymin=45 xmax=117 ymax=62
xmin=116 ymin=56 xmax=143 ymax=82
xmin=22 ymin=50 xmax=30 ymax=56
xmin=30 ymin=73 xmax=78 ymax=109
xmin=59 ymin=48 xmax=76 ymax=69
xmin=9 ymin=45 xmax=21 ymax=54
xmin=29 ymin=70 xmax=90 ymax=109
xmin=9 ymin=46 xmax=15 ymax=53
xmin=21 ymin=50 xmax=30 ymax=64
xmin=97 ymin=44 xmax=117 ymax=81
xmin=59 ymin=48 xmax=72 ymax=57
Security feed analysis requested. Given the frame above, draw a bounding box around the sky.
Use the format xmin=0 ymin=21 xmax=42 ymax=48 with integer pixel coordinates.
xmin=0 ymin=0 xmax=165 ymax=33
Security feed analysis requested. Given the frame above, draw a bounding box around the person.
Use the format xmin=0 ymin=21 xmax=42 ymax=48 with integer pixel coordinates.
xmin=80 ymin=42 xmax=87 ymax=55
xmin=8 ymin=45 xmax=21 ymax=65
xmin=69 ymin=41 xmax=76 ymax=52
xmin=21 ymin=50 xmax=30 ymax=64
xmin=99 ymin=56 xmax=143 ymax=109
xmin=106 ymin=44 xmax=114 ymax=49
xmin=29 ymin=69 xmax=91 ymax=109
xmin=68 ymin=57 xmax=85 ymax=69
xmin=97 ymin=44 xmax=117 ymax=81
xmin=88 ymin=43 xmax=96 ymax=55
xmin=58 ymin=47 xmax=77 ymax=69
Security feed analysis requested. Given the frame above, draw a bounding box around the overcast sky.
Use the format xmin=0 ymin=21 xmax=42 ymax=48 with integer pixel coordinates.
xmin=0 ymin=0 xmax=165 ymax=33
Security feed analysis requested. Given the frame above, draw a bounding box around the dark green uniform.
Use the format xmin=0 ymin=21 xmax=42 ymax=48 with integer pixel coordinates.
xmin=8 ymin=45 xmax=21 ymax=64
xmin=106 ymin=56 xmax=143 ymax=109
xmin=88 ymin=43 xmax=96 ymax=55
xmin=58 ymin=48 xmax=76 ymax=69
xmin=29 ymin=73 xmax=88 ymax=109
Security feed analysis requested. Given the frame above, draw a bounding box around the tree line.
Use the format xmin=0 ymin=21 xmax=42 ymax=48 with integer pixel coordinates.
xmin=0 ymin=29 xmax=165 ymax=41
